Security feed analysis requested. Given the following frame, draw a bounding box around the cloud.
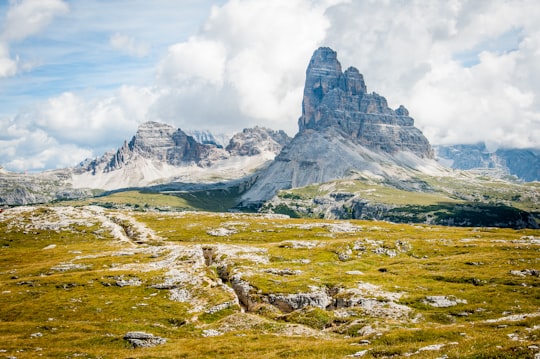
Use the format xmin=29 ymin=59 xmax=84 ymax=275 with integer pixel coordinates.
xmin=1 ymin=0 xmax=68 ymax=41
xmin=154 ymin=0 xmax=341 ymax=134
xmin=157 ymin=38 xmax=226 ymax=86
xmin=2 ymin=0 xmax=540 ymax=172
xmin=0 ymin=86 xmax=158 ymax=171
xmin=0 ymin=0 xmax=68 ymax=78
xmin=321 ymin=0 xmax=540 ymax=149
xmin=0 ymin=42 xmax=17 ymax=77
xmin=110 ymin=33 xmax=149 ymax=57
xmin=0 ymin=122 xmax=92 ymax=172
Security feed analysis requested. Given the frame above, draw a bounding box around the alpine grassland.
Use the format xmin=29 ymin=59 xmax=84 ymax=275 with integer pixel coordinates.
xmin=0 ymin=205 xmax=538 ymax=358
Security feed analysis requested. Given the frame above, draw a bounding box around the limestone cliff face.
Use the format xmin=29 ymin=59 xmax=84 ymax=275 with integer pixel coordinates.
xmin=226 ymin=127 xmax=291 ymax=156
xmin=299 ymin=47 xmax=433 ymax=158
xmin=71 ymin=122 xmax=290 ymax=191
xmin=240 ymin=47 xmax=439 ymax=206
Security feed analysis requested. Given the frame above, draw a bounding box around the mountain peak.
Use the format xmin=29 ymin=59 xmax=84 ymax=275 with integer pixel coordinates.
xmin=299 ymin=47 xmax=432 ymax=159
xmin=240 ymin=47 xmax=438 ymax=206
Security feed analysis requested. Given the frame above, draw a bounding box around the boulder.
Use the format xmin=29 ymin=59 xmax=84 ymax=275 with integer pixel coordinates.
xmin=124 ymin=331 xmax=166 ymax=348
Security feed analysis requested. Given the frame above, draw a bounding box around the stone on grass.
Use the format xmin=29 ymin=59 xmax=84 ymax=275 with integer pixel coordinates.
xmin=124 ymin=331 xmax=166 ymax=348
xmin=423 ymin=295 xmax=467 ymax=308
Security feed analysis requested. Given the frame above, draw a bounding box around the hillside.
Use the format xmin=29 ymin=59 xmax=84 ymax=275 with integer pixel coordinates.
xmin=1 ymin=206 xmax=539 ymax=358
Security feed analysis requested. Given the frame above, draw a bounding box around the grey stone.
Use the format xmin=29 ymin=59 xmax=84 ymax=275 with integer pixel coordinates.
xmin=435 ymin=143 xmax=540 ymax=182
xmin=240 ymin=47 xmax=435 ymax=206
xmin=124 ymin=331 xmax=166 ymax=348
xmin=423 ymin=295 xmax=467 ymax=308
xmin=267 ymin=290 xmax=332 ymax=312
xmin=299 ymin=47 xmax=433 ymax=158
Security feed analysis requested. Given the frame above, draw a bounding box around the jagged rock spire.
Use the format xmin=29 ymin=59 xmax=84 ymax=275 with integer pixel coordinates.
xmin=298 ymin=47 xmax=433 ymax=159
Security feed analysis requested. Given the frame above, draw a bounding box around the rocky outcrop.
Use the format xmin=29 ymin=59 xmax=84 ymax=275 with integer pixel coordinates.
xmin=226 ymin=126 xmax=291 ymax=156
xmin=123 ymin=332 xmax=167 ymax=348
xmin=267 ymin=290 xmax=332 ymax=313
xmin=435 ymin=143 xmax=540 ymax=182
xmin=299 ymin=47 xmax=433 ymax=158
xmin=239 ymin=47 xmax=439 ymax=207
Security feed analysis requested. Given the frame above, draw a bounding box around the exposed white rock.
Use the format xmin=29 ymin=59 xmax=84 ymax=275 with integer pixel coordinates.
xmin=124 ymin=332 xmax=166 ymax=348
xmin=347 ymin=349 xmax=369 ymax=357
xmin=267 ymin=289 xmax=332 ymax=312
xmin=278 ymin=240 xmax=320 ymax=249
xmin=201 ymin=329 xmax=223 ymax=337
xmin=207 ymin=227 xmax=238 ymax=237
xmin=484 ymin=312 xmax=540 ymax=323
xmin=423 ymin=296 xmax=467 ymax=308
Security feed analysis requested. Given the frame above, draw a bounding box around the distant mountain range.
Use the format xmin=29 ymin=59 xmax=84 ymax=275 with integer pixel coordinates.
xmin=72 ymin=122 xmax=290 ymax=190
xmin=435 ymin=143 xmax=540 ymax=182
xmin=1 ymin=47 xmax=538 ymax=228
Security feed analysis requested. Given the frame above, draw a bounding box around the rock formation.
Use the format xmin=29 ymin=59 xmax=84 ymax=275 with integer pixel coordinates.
xmin=435 ymin=143 xmax=540 ymax=182
xmin=69 ymin=122 xmax=291 ymax=191
xmin=226 ymin=126 xmax=290 ymax=156
xmin=185 ymin=129 xmax=230 ymax=148
xmin=240 ymin=47 xmax=438 ymax=207
xmin=299 ymin=47 xmax=433 ymax=158
xmin=83 ymin=121 xmax=227 ymax=173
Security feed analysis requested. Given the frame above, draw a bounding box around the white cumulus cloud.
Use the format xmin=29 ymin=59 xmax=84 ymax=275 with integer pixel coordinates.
xmin=2 ymin=0 xmax=540 ymax=172
xmin=322 ymin=0 xmax=540 ymax=149
xmin=0 ymin=0 xmax=68 ymax=78
xmin=153 ymin=0 xmax=342 ymax=134
xmin=0 ymin=86 xmax=158 ymax=171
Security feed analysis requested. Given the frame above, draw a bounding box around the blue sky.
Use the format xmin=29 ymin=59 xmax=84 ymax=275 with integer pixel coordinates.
xmin=1 ymin=0 xmax=539 ymax=171
xmin=0 ymin=0 xmax=222 ymax=116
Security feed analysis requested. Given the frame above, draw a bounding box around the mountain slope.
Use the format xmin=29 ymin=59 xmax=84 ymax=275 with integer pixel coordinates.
xmin=71 ymin=123 xmax=290 ymax=191
xmin=240 ymin=47 xmax=439 ymax=207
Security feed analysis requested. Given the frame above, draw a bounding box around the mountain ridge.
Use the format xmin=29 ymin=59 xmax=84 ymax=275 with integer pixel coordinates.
xmin=70 ymin=122 xmax=290 ymax=191
xmin=240 ymin=47 xmax=439 ymax=207
xmin=0 ymin=47 xmax=538 ymax=229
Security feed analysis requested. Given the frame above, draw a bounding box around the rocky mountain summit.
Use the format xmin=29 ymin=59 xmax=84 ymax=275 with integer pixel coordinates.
xmin=436 ymin=143 xmax=540 ymax=182
xmin=299 ymin=47 xmax=433 ymax=158
xmin=81 ymin=121 xmax=227 ymax=173
xmin=0 ymin=124 xmax=291 ymax=204
xmin=70 ymin=123 xmax=290 ymax=191
xmin=240 ymin=47 xmax=439 ymax=207
xmin=226 ymin=127 xmax=290 ymax=156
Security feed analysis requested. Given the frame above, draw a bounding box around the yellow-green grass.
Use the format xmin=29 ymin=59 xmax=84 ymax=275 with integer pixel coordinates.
xmin=63 ymin=190 xmax=194 ymax=210
xmin=1 ymin=208 xmax=539 ymax=358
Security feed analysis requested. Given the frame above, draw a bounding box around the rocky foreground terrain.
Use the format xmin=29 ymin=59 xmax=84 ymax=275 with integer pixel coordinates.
xmin=1 ymin=206 xmax=539 ymax=358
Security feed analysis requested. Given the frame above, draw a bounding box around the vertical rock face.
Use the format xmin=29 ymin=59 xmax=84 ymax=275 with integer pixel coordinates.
xmin=103 ymin=122 xmax=214 ymax=172
xmin=240 ymin=47 xmax=439 ymax=206
xmin=299 ymin=47 xmax=433 ymax=158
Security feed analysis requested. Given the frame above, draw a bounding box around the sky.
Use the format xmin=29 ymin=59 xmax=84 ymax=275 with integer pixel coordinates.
xmin=1 ymin=0 xmax=539 ymax=172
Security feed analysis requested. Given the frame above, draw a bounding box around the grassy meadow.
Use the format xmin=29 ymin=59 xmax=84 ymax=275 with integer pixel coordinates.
xmin=0 ymin=205 xmax=539 ymax=358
